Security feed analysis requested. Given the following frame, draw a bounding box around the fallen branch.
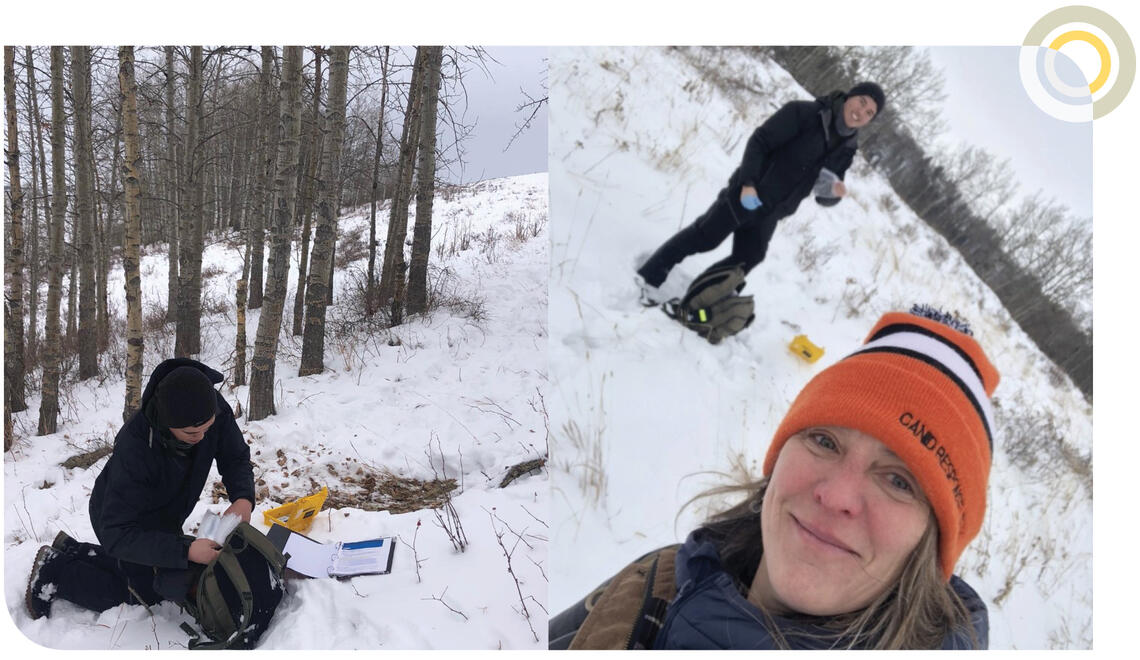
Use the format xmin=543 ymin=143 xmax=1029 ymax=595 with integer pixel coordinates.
xmin=423 ymin=587 xmax=468 ymax=621
xmin=499 ymin=458 xmax=546 ymax=488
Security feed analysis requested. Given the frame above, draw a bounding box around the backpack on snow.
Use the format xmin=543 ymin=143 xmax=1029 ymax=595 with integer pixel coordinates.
xmin=665 ymin=265 xmax=755 ymax=345
xmin=180 ymin=522 xmax=287 ymax=650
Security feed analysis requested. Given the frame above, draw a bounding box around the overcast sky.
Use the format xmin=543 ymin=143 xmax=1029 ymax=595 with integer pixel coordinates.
xmin=925 ymin=46 xmax=1092 ymax=219
xmin=438 ymin=46 xmax=548 ymax=184
xmin=448 ymin=45 xmax=1092 ymax=217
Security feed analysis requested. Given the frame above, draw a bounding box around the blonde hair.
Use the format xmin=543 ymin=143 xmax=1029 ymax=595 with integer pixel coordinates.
xmin=696 ymin=478 xmax=978 ymax=650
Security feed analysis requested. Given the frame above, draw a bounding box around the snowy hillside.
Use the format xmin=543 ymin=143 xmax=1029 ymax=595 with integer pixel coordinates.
xmin=548 ymin=47 xmax=1091 ymax=649
xmin=5 ymin=173 xmax=550 ymax=650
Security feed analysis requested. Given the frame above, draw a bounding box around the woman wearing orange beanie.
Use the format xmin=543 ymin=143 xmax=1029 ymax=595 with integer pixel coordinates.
xmin=549 ymin=306 xmax=999 ymax=650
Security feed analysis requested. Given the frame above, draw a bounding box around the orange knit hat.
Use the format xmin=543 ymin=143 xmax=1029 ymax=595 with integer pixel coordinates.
xmin=763 ymin=308 xmax=1000 ymax=580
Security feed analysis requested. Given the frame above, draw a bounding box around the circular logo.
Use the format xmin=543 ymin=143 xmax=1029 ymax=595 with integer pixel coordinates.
xmin=1020 ymin=6 xmax=1135 ymax=121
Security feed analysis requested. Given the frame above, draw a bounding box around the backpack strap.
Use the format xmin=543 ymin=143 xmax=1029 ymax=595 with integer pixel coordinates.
xmin=235 ymin=522 xmax=288 ymax=574
xmin=185 ymin=522 xmax=281 ymax=650
xmin=569 ymin=545 xmax=679 ymax=649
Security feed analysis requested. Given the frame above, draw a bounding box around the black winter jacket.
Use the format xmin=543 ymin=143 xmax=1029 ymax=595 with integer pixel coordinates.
xmin=89 ymin=358 xmax=255 ymax=570
xmin=726 ymin=91 xmax=858 ymax=219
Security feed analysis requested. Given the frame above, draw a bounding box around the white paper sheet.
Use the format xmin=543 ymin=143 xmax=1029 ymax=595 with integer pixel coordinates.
xmin=279 ymin=530 xmax=338 ymax=578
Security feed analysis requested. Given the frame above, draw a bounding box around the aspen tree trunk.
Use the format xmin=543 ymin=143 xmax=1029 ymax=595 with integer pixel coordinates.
xmin=24 ymin=46 xmax=42 ymax=366
xmin=234 ymin=258 xmax=249 ymax=386
xmin=406 ymin=47 xmax=444 ymax=316
xmin=165 ymin=47 xmax=179 ymax=321
xmin=377 ymin=48 xmax=426 ymax=322
xmin=4 ymin=362 xmax=13 ymax=451
xmin=95 ymin=114 xmax=118 ymax=352
xmin=292 ymin=47 xmax=324 ymax=336
xmin=249 ymin=46 xmax=303 ymax=420
xmin=118 ymin=46 xmax=144 ymax=421
xmin=71 ymin=46 xmax=98 ymax=379
xmin=366 ymin=46 xmax=389 ymax=317
xmin=227 ymin=128 xmax=243 ymax=230
xmin=5 ymin=46 xmax=28 ymax=411
xmin=175 ymin=46 xmax=204 ymax=357
xmin=67 ymin=248 xmax=77 ymax=343
xmin=248 ymin=46 xmax=276 ymax=310
xmin=299 ymin=46 xmax=348 ymax=376
xmin=38 ymin=47 xmax=67 ymax=435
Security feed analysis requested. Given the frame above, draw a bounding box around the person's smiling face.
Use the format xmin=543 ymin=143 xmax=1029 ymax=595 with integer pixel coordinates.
xmin=750 ymin=426 xmax=930 ymax=616
xmin=842 ymin=94 xmax=878 ymax=128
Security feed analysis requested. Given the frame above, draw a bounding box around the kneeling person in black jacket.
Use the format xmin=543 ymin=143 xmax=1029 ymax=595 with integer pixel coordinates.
xmin=25 ymin=358 xmax=256 ymax=620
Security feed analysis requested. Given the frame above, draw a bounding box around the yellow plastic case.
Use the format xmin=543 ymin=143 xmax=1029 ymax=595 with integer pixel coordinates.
xmin=262 ymin=486 xmax=328 ymax=533
xmin=789 ymin=334 xmax=825 ymax=364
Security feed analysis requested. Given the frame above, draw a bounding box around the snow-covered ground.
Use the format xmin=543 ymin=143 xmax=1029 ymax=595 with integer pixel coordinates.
xmin=548 ymin=46 xmax=1091 ymax=649
xmin=5 ymin=173 xmax=550 ymax=649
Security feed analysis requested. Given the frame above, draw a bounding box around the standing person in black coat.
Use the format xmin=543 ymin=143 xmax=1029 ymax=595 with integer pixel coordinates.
xmin=25 ymin=358 xmax=256 ymax=619
xmin=636 ymin=82 xmax=886 ymax=303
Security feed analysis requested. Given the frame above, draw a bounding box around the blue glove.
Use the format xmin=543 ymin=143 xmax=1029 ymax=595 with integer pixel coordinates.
xmin=740 ymin=193 xmax=762 ymax=210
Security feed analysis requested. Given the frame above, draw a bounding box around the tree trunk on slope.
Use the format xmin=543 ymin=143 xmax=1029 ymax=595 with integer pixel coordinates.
xmin=5 ymin=46 xmax=28 ymax=411
xmin=118 ymin=46 xmax=145 ymax=421
xmin=377 ymin=47 xmax=426 ymax=325
xmin=248 ymin=46 xmax=303 ymax=421
xmin=164 ymin=46 xmax=179 ymax=322
xmin=175 ymin=45 xmax=205 ymax=357
xmin=292 ymin=47 xmax=324 ymax=337
xmin=71 ymin=46 xmax=98 ymax=379
xmin=24 ymin=46 xmax=44 ymax=365
xmin=406 ymin=46 xmax=444 ymax=316
xmin=299 ymin=46 xmax=349 ymax=376
xmin=366 ymin=46 xmax=390 ymax=317
xmin=248 ymin=46 xmax=277 ymax=311
xmin=38 ymin=47 xmax=67 ymax=436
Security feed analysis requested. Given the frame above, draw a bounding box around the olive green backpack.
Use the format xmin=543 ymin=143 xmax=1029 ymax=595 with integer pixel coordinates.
xmin=180 ymin=522 xmax=287 ymax=650
xmin=665 ymin=265 xmax=755 ymax=344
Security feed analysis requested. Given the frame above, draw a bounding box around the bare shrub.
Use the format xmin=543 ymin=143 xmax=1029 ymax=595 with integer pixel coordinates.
xmin=425 ymin=434 xmax=468 ymax=552
xmin=200 ymin=262 xmax=227 ymax=281
xmin=143 ymin=302 xmax=170 ymax=334
xmin=559 ymin=419 xmax=607 ymax=507
xmin=201 ymin=288 xmax=230 ymax=316
xmin=506 ymin=210 xmax=544 ymax=243
xmin=795 ymin=235 xmax=840 ymax=272
xmin=335 ymin=227 xmax=370 ymax=268
xmin=838 ymin=277 xmax=878 ymax=319
xmin=425 ymin=264 xmax=487 ymax=323
xmin=894 ymin=222 xmax=918 ymax=242
xmin=480 ymin=227 xmax=501 ymax=264
xmin=1000 ymin=403 xmax=1092 ymax=496
xmin=927 ymin=241 xmax=950 ymax=266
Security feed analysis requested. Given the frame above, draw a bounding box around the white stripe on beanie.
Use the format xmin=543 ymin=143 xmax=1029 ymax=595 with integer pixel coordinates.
xmin=853 ymin=331 xmax=996 ymax=443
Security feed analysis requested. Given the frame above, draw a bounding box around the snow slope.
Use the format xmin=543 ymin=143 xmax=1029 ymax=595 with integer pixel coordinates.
xmin=4 ymin=173 xmax=550 ymax=650
xmin=548 ymin=46 xmax=1091 ymax=649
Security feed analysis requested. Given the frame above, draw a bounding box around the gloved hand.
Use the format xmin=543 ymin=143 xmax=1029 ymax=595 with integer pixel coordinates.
xmin=740 ymin=187 xmax=762 ymax=210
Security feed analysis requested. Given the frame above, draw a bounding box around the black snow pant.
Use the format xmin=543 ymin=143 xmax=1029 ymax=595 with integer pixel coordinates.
xmin=45 ymin=537 xmax=199 ymax=613
xmin=637 ymin=192 xmax=780 ymax=288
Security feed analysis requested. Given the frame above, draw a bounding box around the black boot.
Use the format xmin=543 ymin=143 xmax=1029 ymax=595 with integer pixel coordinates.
xmin=52 ymin=531 xmax=79 ymax=554
xmin=25 ymin=545 xmax=61 ymax=619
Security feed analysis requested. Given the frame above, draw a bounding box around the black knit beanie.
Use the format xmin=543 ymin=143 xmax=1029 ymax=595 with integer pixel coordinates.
xmin=154 ymin=366 xmax=218 ymax=429
xmin=847 ymin=81 xmax=886 ymax=118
